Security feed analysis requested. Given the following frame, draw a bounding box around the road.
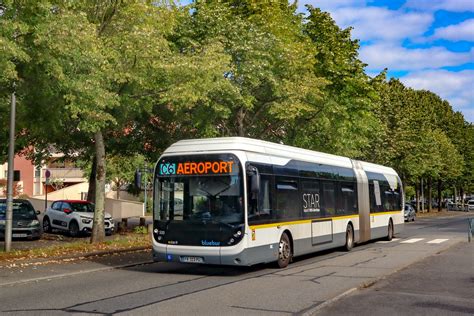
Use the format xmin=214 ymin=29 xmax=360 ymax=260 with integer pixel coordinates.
xmin=0 ymin=214 xmax=472 ymax=315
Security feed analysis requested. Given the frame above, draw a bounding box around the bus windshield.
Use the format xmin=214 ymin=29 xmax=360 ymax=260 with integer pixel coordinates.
xmin=153 ymin=154 xmax=244 ymax=247
xmin=156 ymin=175 xmax=243 ymax=225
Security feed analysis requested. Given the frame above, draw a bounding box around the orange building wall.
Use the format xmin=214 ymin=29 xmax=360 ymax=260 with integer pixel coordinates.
xmin=14 ymin=155 xmax=35 ymax=196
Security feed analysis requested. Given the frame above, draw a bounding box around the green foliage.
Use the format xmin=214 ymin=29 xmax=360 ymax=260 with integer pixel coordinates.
xmin=0 ymin=0 xmax=471 ymax=209
xmin=133 ymin=225 xmax=148 ymax=235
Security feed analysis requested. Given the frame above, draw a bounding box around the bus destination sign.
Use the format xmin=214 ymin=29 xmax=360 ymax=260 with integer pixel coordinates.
xmin=160 ymin=161 xmax=235 ymax=176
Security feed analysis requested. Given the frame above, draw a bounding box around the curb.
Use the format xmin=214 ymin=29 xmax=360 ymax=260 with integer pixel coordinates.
xmin=0 ymin=246 xmax=151 ymax=269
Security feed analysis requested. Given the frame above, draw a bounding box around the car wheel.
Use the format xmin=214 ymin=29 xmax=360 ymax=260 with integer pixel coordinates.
xmin=69 ymin=221 xmax=80 ymax=237
xmin=277 ymin=233 xmax=292 ymax=268
xmin=43 ymin=217 xmax=52 ymax=233
xmin=344 ymin=224 xmax=354 ymax=251
xmin=387 ymin=219 xmax=394 ymax=241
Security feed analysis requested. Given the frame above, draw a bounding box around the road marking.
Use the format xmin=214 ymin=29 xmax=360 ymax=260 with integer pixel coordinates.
xmin=427 ymin=239 xmax=449 ymax=244
xmin=376 ymin=238 xmax=400 ymax=244
xmin=400 ymin=238 xmax=425 ymax=244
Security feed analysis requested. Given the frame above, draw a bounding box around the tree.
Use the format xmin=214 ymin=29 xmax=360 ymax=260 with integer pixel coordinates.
xmin=106 ymin=154 xmax=146 ymax=199
xmin=297 ymin=6 xmax=379 ymax=157
xmin=169 ymin=1 xmax=326 ymax=141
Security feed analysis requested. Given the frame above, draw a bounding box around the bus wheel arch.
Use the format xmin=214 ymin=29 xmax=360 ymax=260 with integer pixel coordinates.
xmin=344 ymin=222 xmax=354 ymax=251
xmin=277 ymin=230 xmax=293 ymax=268
xmin=387 ymin=218 xmax=394 ymax=241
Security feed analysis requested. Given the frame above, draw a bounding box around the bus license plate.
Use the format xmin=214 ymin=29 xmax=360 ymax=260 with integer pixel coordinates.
xmin=180 ymin=256 xmax=204 ymax=263
xmin=12 ymin=233 xmax=27 ymax=238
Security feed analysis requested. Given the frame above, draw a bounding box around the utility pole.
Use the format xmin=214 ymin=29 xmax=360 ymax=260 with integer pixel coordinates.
xmin=4 ymin=89 xmax=16 ymax=252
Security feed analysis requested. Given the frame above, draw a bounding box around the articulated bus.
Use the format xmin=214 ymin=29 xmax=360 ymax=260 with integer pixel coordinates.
xmin=152 ymin=137 xmax=403 ymax=268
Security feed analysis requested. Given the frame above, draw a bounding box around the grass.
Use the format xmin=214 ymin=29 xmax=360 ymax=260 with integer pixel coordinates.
xmin=0 ymin=233 xmax=151 ymax=264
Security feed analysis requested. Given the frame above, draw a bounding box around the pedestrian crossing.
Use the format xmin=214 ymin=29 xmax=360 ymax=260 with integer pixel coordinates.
xmin=376 ymin=237 xmax=449 ymax=244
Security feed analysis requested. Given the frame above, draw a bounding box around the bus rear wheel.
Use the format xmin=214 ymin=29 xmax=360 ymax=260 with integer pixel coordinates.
xmin=344 ymin=224 xmax=354 ymax=251
xmin=277 ymin=233 xmax=292 ymax=268
xmin=387 ymin=219 xmax=394 ymax=241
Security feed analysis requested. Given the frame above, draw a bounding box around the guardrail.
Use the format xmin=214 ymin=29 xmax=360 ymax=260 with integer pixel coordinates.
xmin=469 ymin=218 xmax=474 ymax=242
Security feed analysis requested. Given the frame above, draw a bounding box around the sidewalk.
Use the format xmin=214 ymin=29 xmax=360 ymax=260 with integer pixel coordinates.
xmin=317 ymin=241 xmax=474 ymax=315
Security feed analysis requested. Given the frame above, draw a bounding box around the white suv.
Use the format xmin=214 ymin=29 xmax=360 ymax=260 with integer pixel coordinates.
xmin=468 ymin=200 xmax=474 ymax=212
xmin=43 ymin=200 xmax=115 ymax=237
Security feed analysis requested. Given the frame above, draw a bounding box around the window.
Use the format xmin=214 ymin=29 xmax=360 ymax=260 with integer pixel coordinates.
xmin=321 ymin=181 xmax=336 ymax=217
xmin=248 ymin=175 xmax=273 ymax=224
xmin=275 ymin=177 xmax=300 ymax=220
xmin=51 ymin=202 xmax=62 ymax=211
xmin=337 ymin=182 xmax=357 ymax=215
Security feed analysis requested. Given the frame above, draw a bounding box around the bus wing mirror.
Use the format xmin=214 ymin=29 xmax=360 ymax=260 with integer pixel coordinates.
xmin=251 ymin=173 xmax=260 ymax=195
xmin=134 ymin=169 xmax=142 ymax=190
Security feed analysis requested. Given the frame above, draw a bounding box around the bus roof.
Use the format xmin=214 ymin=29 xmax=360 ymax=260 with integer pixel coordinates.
xmin=163 ymin=137 xmax=398 ymax=176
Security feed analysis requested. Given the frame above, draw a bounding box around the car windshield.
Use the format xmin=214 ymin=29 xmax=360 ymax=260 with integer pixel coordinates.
xmin=69 ymin=202 xmax=94 ymax=213
xmin=0 ymin=201 xmax=36 ymax=220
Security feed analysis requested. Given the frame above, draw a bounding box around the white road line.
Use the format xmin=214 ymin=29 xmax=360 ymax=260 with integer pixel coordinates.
xmin=427 ymin=239 xmax=449 ymax=244
xmin=400 ymin=238 xmax=425 ymax=244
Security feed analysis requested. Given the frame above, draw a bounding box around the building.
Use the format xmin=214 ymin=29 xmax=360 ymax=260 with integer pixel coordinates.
xmin=0 ymin=151 xmax=87 ymax=198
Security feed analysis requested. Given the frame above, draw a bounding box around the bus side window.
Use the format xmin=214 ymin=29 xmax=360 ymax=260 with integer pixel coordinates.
xmin=248 ymin=175 xmax=272 ymax=223
xmin=321 ymin=181 xmax=336 ymax=217
xmin=275 ymin=177 xmax=299 ymax=220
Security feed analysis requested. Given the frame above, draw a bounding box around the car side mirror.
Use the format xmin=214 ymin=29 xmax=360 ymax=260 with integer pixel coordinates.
xmin=64 ymin=208 xmax=73 ymax=214
xmin=36 ymin=210 xmax=41 ymax=215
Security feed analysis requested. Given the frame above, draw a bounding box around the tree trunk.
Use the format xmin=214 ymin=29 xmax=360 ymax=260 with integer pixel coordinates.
xmin=415 ymin=181 xmax=420 ymax=212
xmin=87 ymin=155 xmax=97 ymax=203
xmin=237 ymin=107 xmax=245 ymax=137
xmin=427 ymin=177 xmax=432 ymax=212
xmin=91 ymin=130 xmax=106 ymax=243
xmin=437 ymin=179 xmax=442 ymax=212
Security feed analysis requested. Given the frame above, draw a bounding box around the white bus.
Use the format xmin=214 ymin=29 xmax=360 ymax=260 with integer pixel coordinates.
xmin=152 ymin=137 xmax=403 ymax=268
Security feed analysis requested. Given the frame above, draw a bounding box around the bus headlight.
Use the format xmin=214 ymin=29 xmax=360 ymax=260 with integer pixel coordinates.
xmin=228 ymin=227 xmax=244 ymax=245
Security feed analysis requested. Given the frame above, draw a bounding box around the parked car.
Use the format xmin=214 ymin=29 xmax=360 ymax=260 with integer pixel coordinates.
xmin=42 ymin=200 xmax=115 ymax=237
xmin=468 ymin=200 xmax=474 ymax=212
xmin=404 ymin=204 xmax=416 ymax=222
xmin=0 ymin=199 xmax=42 ymax=240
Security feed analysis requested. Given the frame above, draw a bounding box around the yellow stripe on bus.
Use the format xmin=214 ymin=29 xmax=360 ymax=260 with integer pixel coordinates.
xmin=249 ymin=211 xmax=402 ymax=230
xmin=249 ymin=214 xmax=358 ymax=230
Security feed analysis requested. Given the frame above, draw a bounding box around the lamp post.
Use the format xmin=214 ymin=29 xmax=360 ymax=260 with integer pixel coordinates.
xmin=4 ymin=89 xmax=16 ymax=252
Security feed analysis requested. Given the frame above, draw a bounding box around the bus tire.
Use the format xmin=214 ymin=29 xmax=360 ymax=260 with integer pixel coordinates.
xmin=277 ymin=233 xmax=292 ymax=268
xmin=344 ymin=224 xmax=354 ymax=251
xmin=387 ymin=219 xmax=394 ymax=241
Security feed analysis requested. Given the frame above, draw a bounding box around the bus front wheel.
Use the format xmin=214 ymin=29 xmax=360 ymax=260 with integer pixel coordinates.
xmin=277 ymin=233 xmax=292 ymax=268
xmin=344 ymin=224 xmax=354 ymax=251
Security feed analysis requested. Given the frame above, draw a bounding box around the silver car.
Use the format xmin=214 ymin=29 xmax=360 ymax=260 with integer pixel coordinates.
xmin=404 ymin=204 xmax=416 ymax=222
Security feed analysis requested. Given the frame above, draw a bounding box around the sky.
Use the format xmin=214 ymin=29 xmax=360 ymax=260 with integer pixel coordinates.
xmin=180 ymin=0 xmax=474 ymax=122
xmin=300 ymin=0 xmax=474 ymax=123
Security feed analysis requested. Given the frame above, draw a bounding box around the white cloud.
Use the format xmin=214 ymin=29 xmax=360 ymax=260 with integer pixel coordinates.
xmin=330 ymin=7 xmax=433 ymax=42
xmin=404 ymin=0 xmax=474 ymax=12
xmin=360 ymin=44 xmax=473 ymax=70
xmin=401 ymin=69 xmax=474 ymax=122
xmin=432 ymin=18 xmax=474 ymax=41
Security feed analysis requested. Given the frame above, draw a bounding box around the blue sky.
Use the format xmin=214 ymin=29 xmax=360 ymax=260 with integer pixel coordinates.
xmin=301 ymin=0 xmax=474 ymax=122
xmin=180 ymin=1 xmax=474 ymax=122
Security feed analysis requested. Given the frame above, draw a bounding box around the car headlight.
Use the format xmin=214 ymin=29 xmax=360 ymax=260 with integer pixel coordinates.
xmin=81 ymin=217 xmax=93 ymax=224
xmin=29 ymin=220 xmax=40 ymax=227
